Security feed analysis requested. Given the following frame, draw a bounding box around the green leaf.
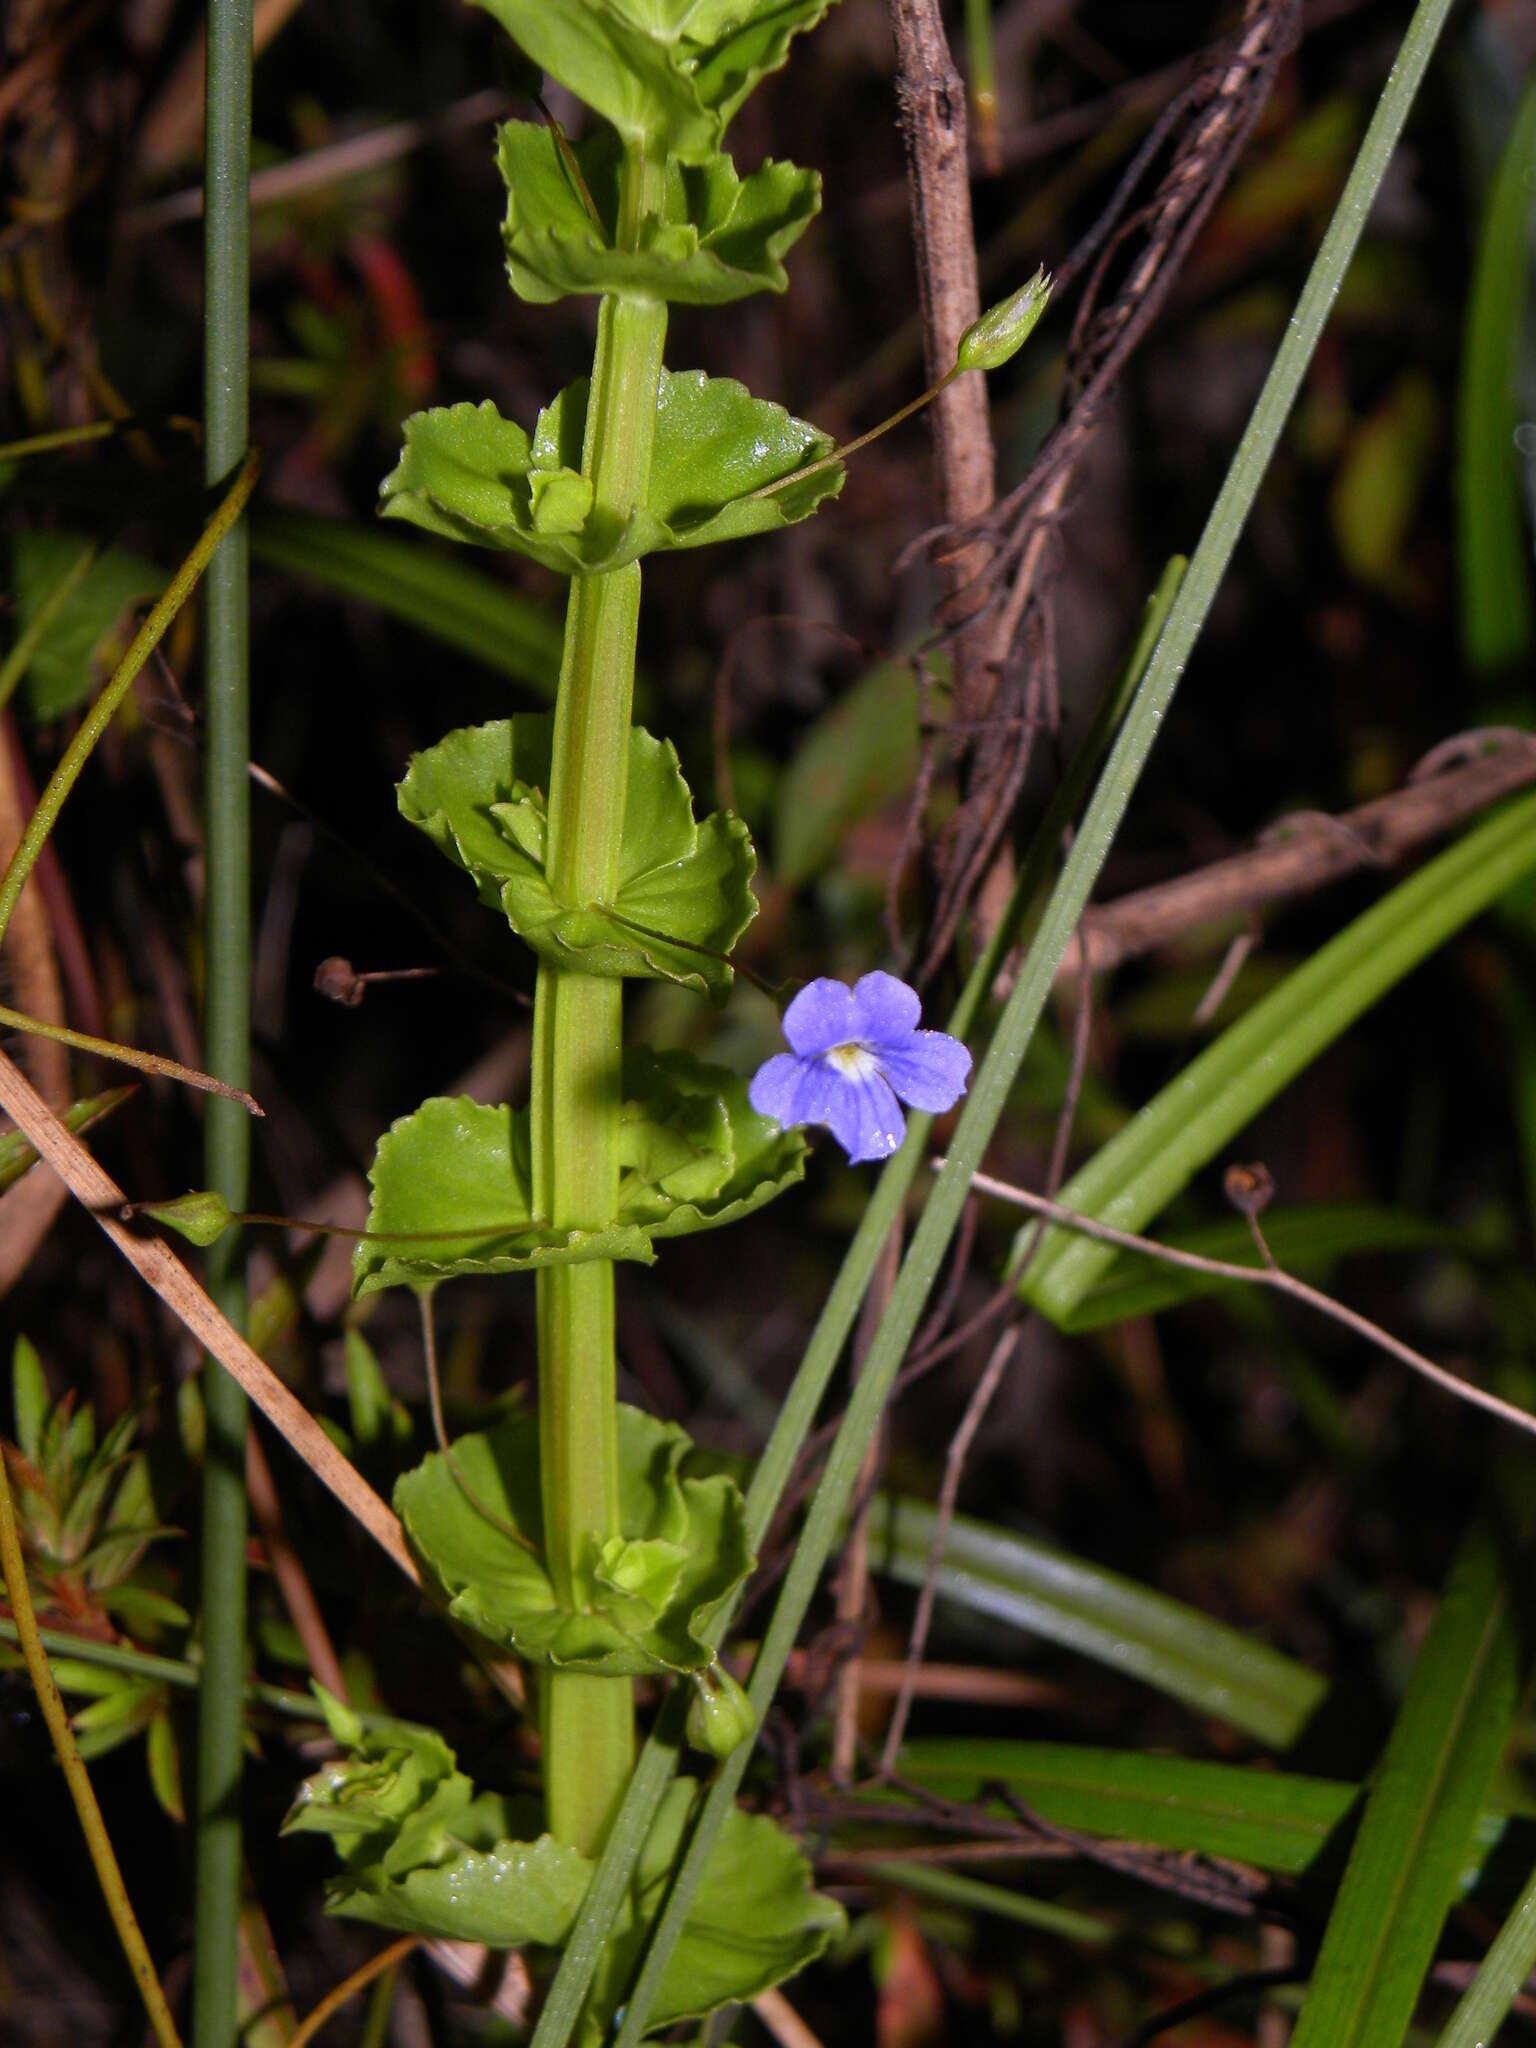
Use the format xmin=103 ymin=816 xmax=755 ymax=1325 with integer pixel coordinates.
xmin=864 ymin=1492 xmax=1326 ymax=1748
xmin=584 ymin=1781 xmax=845 ymax=2042
xmin=1059 ymin=1202 xmax=1453 ymax=1332
xmin=250 ymin=508 xmax=562 ymax=697
xmin=1456 ymin=75 xmax=1536 ymax=673
xmin=498 ymin=124 xmax=820 ymax=305
xmin=774 ymin=659 xmax=920 ymax=887
xmin=146 ymin=1707 xmax=184 ymax=1822
xmin=380 ymin=375 xmax=841 ymax=576
xmin=354 ymin=1055 xmax=801 ymax=1296
xmin=11 ymin=1335 xmax=48 ymax=1465
xmin=9 ymin=532 xmax=164 ymax=719
xmin=352 ymin=1096 xmax=656 ymax=1298
xmin=895 ymin=1740 xmax=1357 ymax=1875
xmin=1291 ymin=1516 xmax=1531 ymax=2048
xmin=470 ymin=0 xmax=836 ymax=163
xmin=622 ymin=1048 xmax=808 ymax=1239
xmin=394 ymin=1404 xmax=754 ymax=1676
xmin=293 ymin=1706 xmax=841 ymax=2022
xmin=1018 ymin=790 xmax=1536 ymax=1324
xmin=396 ymin=717 xmax=757 ymax=998
xmin=1433 ymin=1861 xmax=1536 ymax=2048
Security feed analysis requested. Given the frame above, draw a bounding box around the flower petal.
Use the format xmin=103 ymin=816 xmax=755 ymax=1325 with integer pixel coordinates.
xmin=850 ymin=970 xmax=921 ymax=1046
xmin=824 ymin=1067 xmax=907 ymax=1164
xmin=781 ymin=979 xmax=858 ymax=1057
xmin=877 ymin=1029 xmax=972 ymax=1113
xmin=748 ymin=1053 xmax=809 ymax=1127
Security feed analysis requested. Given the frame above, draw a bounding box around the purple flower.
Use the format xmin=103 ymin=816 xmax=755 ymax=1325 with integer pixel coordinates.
xmin=749 ymin=972 xmax=972 ymax=1164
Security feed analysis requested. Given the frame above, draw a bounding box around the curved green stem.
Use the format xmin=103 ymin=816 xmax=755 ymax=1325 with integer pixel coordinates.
xmin=532 ymin=150 xmax=667 ymax=1858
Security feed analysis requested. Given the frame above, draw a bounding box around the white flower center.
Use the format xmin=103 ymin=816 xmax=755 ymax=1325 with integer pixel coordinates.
xmin=825 ymin=1041 xmax=878 ymax=1079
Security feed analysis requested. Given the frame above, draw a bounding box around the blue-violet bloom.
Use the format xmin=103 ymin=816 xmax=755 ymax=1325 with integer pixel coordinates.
xmin=749 ymin=971 xmax=972 ymax=1164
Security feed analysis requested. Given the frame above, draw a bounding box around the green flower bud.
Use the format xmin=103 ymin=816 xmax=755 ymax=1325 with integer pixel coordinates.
xmin=954 ymin=267 xmax=1052 ymax=374
xmin=135 ymin=1189 xmax=235 ymax=1246
xmin=686 ymin=1662 xmax=756 ymax=1759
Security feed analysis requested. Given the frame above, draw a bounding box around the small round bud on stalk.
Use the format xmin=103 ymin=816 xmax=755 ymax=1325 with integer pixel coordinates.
xmin=125 ymin=1189 xmax=236 ymax=1246
xmin=686 ymin=1662 xmax=756 ymax=1759
xmin=954 ymin=267 xmax=1052 ymax=374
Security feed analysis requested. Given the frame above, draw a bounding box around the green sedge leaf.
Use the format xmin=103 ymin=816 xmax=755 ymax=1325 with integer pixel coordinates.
xmin=145 ymin=1707 xmax=185 ymax=1823
xmin=396 ymin=717 xmax=757 ymax=999
xmin=470 ymin=0 xmax=837 ymax=162
xmin=394 ymin=1404 xmax=755 ymax=1677
xmin=352 ymin=1096 xmax=657 ymax=1298
xmin=380 ymin=374 xmax=841 ymax=575
xmin=497 ymin=123 xmax=821 ymax=305
xmin=954 ymin=266 xmax=1052 ymax=373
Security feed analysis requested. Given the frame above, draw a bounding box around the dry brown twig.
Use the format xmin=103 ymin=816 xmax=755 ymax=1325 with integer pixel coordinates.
xmin=953 ymin=1164 xmax=1536 ymax=1443
xmin=1038 ymin=728 xmax=1536 ymax=988
xmin=0 ymin=1046 xmax=418 ymax=1581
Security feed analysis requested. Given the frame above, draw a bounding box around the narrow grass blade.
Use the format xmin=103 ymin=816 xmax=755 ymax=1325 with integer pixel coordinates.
xmin=1456 ymin=75 xmax=1536 ymax=673
xmin=1019 ymin=790 xmax=1536 ymax=1324
xmin=894 ymin=1741 xmax=1355 ymax=1873
xmin=864 ymin=1494 xmax=1324 ymax=1745
xmin=1433 ymin=1857 xmax=1536 ymax=2048
xmin=864 ymin=1861 xmax=1111 ymax=1945
xmin=251 ymin=508 xmax=562 ymax=696
xmin=1291 ymin=1517 xmax=1530 ymax=2048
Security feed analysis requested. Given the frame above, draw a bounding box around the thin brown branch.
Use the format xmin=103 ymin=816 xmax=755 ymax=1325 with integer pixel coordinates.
xmin=955 ymin=1165 xmax=1536 ymax=1442
xmin=0 ymin=1048 xmax=418 ymax=1582
xmin=1047 ymin=730 xmax=1536 ymax=985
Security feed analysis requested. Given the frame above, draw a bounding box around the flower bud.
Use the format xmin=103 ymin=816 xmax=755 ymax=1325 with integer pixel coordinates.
xmin=955 ymin=267 xmax=1052 ymax=374
xmin=134 ymin=1189 xmax=235 ymax=1246
xmin=686 ymin=1663 xmax=756 ymax=1759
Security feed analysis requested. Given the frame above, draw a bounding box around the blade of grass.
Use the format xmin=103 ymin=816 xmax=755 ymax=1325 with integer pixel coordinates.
xmin=606 ymin=7 xmax=1460 ymax=2039
xmin=863 ymin=1493 xmax=1324 ymax=1746
xmin=250 ymin=508 xmax=563 ymax=697
xmin=1433 ymin=1857 xmax=1536 ymax=2048
xmin=865 ymin=1861 xmax=1111 ymax=1944
xmin=1291 ymin=1515 xmax=1531 ymax=2048
xmin=1456 ymin=74 xmax=1536 ymax=673
xmin=526 ymin=560 xmax=1186 ymax=2048
xmin=893 ymin=1741 xmax=1357 ymax=1874
xmin=1017 ymin=789 xmax=1536 ymax=1323
xmin=196 ymin=0 xmax=254 ymax=2038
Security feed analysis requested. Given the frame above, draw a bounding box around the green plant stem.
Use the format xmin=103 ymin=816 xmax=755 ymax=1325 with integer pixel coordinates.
xmin=0 ymin=1443 xmax=182 ymax=2048
xmin=528 ymin=558 xmax=1185 ymax=2048
xmin=532 ymin=152 xmax=667 ymax=1858
xmin=196 ymin=0 xmax=254 ymax=2042
xmin=0 ymin=452 xmax=258 ymax=953
xmin=597 ymin=0 xmax=1458 ymax=2035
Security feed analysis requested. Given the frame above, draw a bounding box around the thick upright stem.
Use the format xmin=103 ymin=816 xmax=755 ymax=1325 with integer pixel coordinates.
xmin=532 ymin=156 xmax=667 ymax=1858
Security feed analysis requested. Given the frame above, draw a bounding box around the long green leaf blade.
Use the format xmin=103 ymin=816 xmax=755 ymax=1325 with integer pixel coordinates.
xmin=1019 ymin=789 xmax=1536 ymax=1323
xmin=1433 ymin=1857 xmax=1536 ymax=2048
xmin=1456 ymin=75 xmax=1536 ymax=673
xmin=1291 ymin=1518 xmax=1528 ymax=2048
xmin=865 ymin=1494 xmax=1324 ymax=1746
xmin=251 ymin=508 xmax=563 ymax=695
